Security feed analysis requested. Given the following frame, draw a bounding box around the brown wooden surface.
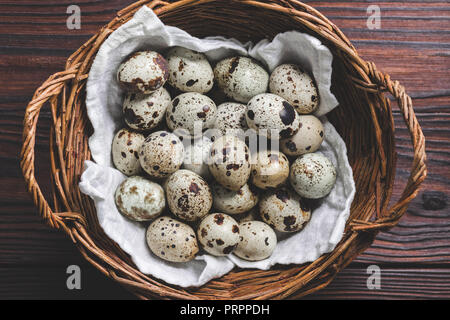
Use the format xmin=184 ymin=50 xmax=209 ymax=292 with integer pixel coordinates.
xmin=0 ymin=0 xmax=449 ymax=299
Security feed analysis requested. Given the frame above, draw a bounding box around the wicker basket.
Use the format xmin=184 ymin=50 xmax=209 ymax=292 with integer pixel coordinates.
xmin=21 ymin=0 xmax=427 ymax=300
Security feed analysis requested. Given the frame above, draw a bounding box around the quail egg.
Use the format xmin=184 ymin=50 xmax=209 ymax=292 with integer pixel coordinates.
xmin=234 ymin=221 xmax=277 ymax=261
xmin=165 ymin=169 xmax=213 ymax=222
xmin=211 ymin=183 xmax=259 ymax=215
xmin=197 ymin=213 xmax=240 ymax=256
xmin=112 ymin=128 xmax=145 ymax=176
xmin=269 ymin=64 xmax=319 ymax=114
xmin=139 ymin=131 xmax=184 ymax=178
xmin=182 ymin=135 xmax=213 ymax=179
xmin=118 ymin=51 xmax=169 ymax=94
xmin=115 ymin=176 xmax=165 ymax=222
xmin=167 ymin=47 xmax=214 ymax=94
xmin=251 ymin=150 xmax=290 ymax=189
xmin=214 ymin=102 xmax=249 ymax=139
xmin=246 ymin=93 xmax=300 ymax=139
xmin=208 ymin=135 xmax=251 ymax=191
xmin=146 ymin=216 xmax=199 ymax=263
xmin=214 ymin=56 xmax=269 ymax=103
xmin=166 ymin=92 xmax=217 ymax=136
xmin=259 ymin=188 xmax=311 ymax=233
xmin=290 ymin=153 xmax=337 ymax=199
xmin=123 ymin=88 xmax=171 ymax=131
xmin=281 ymin=115 xmax=324 ymax=156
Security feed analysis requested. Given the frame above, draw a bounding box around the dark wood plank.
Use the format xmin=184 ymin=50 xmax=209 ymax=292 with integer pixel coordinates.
xmin=0 ymin=266 xmax=136 ymax=300
xmin=308 ymin=267 xmax=450 ymax=299
xmin=1 ymin=265 xmax=450 ymax=300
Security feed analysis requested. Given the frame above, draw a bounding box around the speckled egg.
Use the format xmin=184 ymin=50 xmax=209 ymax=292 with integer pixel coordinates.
xmin=167 ymin=47 xmax=214 ymax=94
xmin=214 ymin=56 xmax=269 ymax=103
xmin=290 ymin=153 xmax=337 ymax=199
xmin=259 ymin=188 xmax=311 ymax=233
xmin=197 ymin=213 xmax=240 ymax=256
xmin=246 ymin=93 xmax=300 ymax=139
xmin=166 ymin=92 xmax=217 ymax=136
xmin=234 ymin=221 xmax=277 ymax=261
xmin=214 ymin=102 xmax=249 ymax=138
xmin=182 ymin=135 xmax=213 ymax=179
xmin=208 ymin=135 xmax=251 ymax=191
xmin=114 ymin=176 xmax=165 ymax=222
xmin=281 ymin=115 xmax=324 ymax=156
xmin=211 ymin=183 xmax=259 ymax=215
xmin=165 ymin=169 xmax=213 ymax=222
xmin=146 ymin=216 xmax=199 ymax=262
xmin=112 ymin=128 xmax=145 ymax=176
xmin=118 ymin=51 xmax=169 ymax=94
xmin=123 ymin=88 xmax=171 ymax=131
xmin=139 ymin=131 xmax=184 ymax=178
xmin=269 ymin=64 xmax=319 ymax=114
xmin=251 ymin=150 xmax=290 ymax=189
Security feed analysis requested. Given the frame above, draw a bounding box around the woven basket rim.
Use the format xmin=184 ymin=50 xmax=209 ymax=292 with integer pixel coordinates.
xmin=20 ymin=0 xmax=427 ymax=300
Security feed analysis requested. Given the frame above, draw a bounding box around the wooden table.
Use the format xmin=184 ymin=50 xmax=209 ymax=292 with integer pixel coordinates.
xmin=1 ymin=0 xmax=449 ymax=299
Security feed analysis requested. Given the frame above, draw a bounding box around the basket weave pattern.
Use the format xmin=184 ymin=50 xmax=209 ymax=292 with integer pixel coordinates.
xmin=21 ymin=0 xmax=427 ymax=299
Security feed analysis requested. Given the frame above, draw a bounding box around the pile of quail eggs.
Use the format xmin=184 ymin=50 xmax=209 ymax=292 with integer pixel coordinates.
xmin=112 ymin=47 xmax=337 ymax=263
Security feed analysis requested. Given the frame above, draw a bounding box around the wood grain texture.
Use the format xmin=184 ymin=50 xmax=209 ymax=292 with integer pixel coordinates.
xmin=0 ymin=0 xmax=449 ymax=299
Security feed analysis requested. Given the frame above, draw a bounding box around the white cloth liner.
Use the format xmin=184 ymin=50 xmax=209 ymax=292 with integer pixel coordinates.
xmin=79 ymin=6 xmax=355 ymax=287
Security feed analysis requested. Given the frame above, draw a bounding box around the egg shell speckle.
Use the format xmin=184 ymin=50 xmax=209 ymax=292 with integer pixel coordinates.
xmin=146 ymin=216 xmax=199 ymax=262
xmin=251 ymin=150 xmax=290 ymax=190
xmin=259 ymin=188 xmax=311 ymax=233
xmin=112 ymin=128 xmax=145 ymax=176
xmin=211 ymin=183 xmax=259 ymax=215
xmin=165 ymin=169 xmax=213 ymax=222
xmin=269 ymin=64 xmax=319 ymax=114
xmin=234 ymin=221 xmax=277 ymax=261
xmin=214 ymin=102 xmax=249 ymax=138
xmin=166 ymin=92 xmax=217 ymax=135
xmin=281 ymin=115 xmax=324 ymax=156
xmin=139 ymin=131 xmax=184 ymax=178
xmin=123 ymin=88 xmax=171 ymax=131
xmin=197 ymin=213 xmax=240 ymax=256
xmin=118 ymin=51 xmax=169 ymax=94
xmin=290 ymin=153 xmax=337 ymax=199
xmin=208 ymin=135 xmax=251 ymax=191
xmin=214 ymin=56 xmax=269 ymax=103
xmin=246 ymin=93 xmax=300 ymax=139
xmin=167 ymin=47 xmax=214 ymax=94
xmin=115 ymin=176 xmax=165 ymax=222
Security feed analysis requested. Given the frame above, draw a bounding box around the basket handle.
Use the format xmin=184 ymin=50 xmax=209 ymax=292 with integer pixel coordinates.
xmin=21 ymin=65 xmax=82 ymax=231
xmin=350 ymin=62 xmax=427 ymax=232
